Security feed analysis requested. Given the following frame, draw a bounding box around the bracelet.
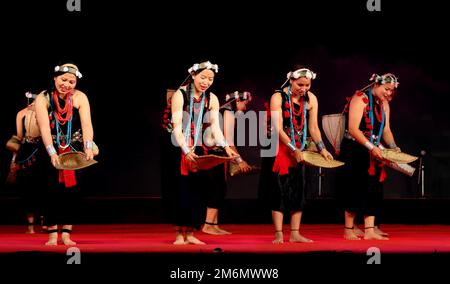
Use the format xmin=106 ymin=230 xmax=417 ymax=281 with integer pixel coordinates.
xmin=364 ymin=141 xmax=375 ymax=151
xmin=316 ymin=141 xmax=325 ymax=152
xmin=287 ymin=142 xmax=297 ymax=152
xmin=84 ymin=140 xmax=93 ymax=150
xmin=388 ymin=142 xmax=397 ymax=149
xmin=46 ymin=145 xmax=57 ymax=156
xmin=182 ymin=144 xmax=191 ymax=155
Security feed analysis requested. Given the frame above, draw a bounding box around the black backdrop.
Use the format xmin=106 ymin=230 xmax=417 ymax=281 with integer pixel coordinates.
xmin=1 ymin=0 xmax=449 ymax=198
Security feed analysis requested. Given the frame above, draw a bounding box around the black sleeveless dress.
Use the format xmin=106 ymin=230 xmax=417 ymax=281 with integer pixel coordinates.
xmin=15 ymin=116 xmax=47 ymax=220
xmin=44 ymin=92 xmax=84 ymax=226
xmin=162 ymin=87 xmax=226 ymax=230
xmin=336 ymin=98 xmax=384 ymax=216
xmin=259 ymin=90 xmax=309 ymax=213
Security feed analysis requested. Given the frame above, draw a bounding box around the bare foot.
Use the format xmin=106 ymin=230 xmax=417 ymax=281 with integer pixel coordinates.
xmin=353 ymin=225 xmax=364 ymax=237
xmin=272 ymin=231 xmax=284 ymax=244
xmin=344 ymin=228 xmax=361 ymax=240
xmin=173 ymin=233 xmax=185 ymax=245
xmin=289 ymin=232 xmax=313 ymax=243
xmin=61 ymin=233 xmax=77 ymax=246
xmin=374 ymin=226 xmax=389 ymax=237
xmin=26 ymin=225 xmax=35 ymax=234
xmin=364 ymin=230 xmax=389 ymax=240
xmin=216 ymin=227 xmax=232 ymax=235
xmin=62 ymin=239 xmax=77 ymax=246
xmin=185 ymin=234 xmax=206 ymax=245
xmin=45 ymin=232 xmax=58 ymax=246
xmin=202 ymin=225 xmax=222 ymax=235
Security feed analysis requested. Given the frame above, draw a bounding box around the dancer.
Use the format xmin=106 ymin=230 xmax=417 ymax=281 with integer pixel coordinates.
xmin=168 ymin=60 xmax=239 ymax=244
xmin=35 ymin=62 xmax=95 ymax=245
xmin=268 ymin=67 xmax=333 ymax=244
xmin=7 ymin=95 xmax=47 ymax=234
xmin=337 ymin=73 xmax=400 ymax=240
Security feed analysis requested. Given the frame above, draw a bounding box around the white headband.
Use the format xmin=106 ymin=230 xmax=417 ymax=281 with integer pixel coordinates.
xmin=287 ymin=68 xmax=317 ymax=80
xmin=188 ymin=61 xmax=219 ymax=74
xmin=54 ymin=65 xmax=83 ymax=79
xmin=370 ymin=73 xmax=399 ymax=88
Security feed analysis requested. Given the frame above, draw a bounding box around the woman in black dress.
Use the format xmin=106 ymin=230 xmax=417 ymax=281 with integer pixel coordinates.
xmin=35 ymin=63 xmax=95 ymax=246
xmin=337 ymin=73 xmax=400 ymax=240
xmin=266 ymin=67 xmax=333 ymax=244
xmin=168 ymin=61 xmax=239 ymax=245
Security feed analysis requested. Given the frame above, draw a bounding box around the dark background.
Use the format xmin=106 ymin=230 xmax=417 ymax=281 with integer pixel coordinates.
xmin=1 ymin=0 xmax=449 ymax=200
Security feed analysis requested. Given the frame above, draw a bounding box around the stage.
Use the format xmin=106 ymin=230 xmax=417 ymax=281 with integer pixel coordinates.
xmin=1 ymin=224 xmax=450 ymax=268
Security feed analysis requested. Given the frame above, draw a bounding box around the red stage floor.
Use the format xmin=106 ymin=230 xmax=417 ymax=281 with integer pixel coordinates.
xmin=1 ymin=224 xmax=450 ymax=254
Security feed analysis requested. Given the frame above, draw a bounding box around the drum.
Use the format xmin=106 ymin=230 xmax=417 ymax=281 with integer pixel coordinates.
xmin=322 ymin=113 xmax=346 ymax=153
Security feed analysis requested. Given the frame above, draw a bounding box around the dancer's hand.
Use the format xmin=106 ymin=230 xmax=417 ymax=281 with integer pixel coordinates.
xmin=50 ymin=154 xmax=60 ymax=168
xmin=225 ymin=147 xmax=239 ymax=159
xmin=294 ymin=149 xmax=304 ymax=163
xmin=185 ymin=152 xmax=198 ymax=171
xmin=238 ymin=160 xmax=252 ymax=173
xmin=320 ymin=149 xmax=334 ymax=161
xmin=84 ymin=148 xmax=94 ymax=161
xmin=371 ymin=147 xmax=384 ymax=160
xmin=185 ymin=151 xmax=198 ymax=162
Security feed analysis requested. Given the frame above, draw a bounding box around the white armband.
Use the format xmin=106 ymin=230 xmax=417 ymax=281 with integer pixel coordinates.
xmin=182 ymin=144 xmax=191 ymax=155
xmin=364 ymin=141 xmax=375 ymax=151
